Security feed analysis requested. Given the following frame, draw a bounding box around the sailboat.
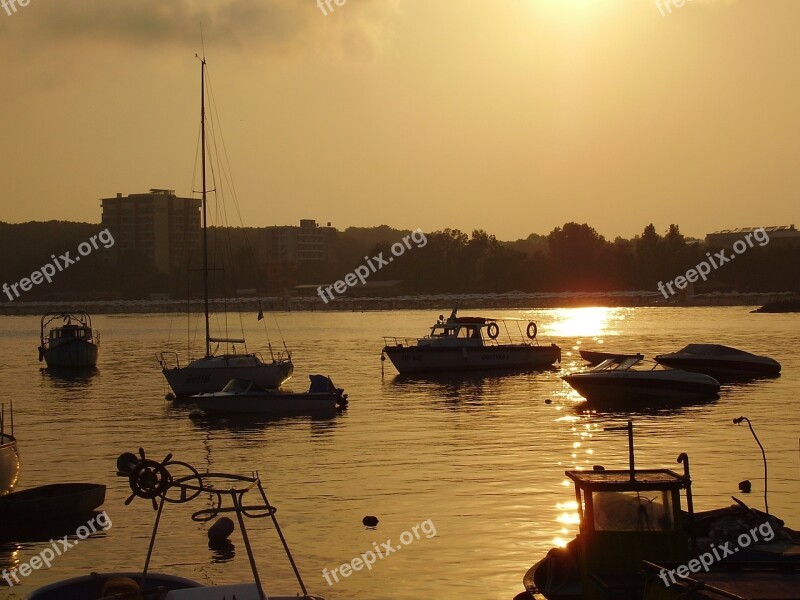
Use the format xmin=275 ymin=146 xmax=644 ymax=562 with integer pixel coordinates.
xmin=159 ymin=58 xmax=293 ymax=398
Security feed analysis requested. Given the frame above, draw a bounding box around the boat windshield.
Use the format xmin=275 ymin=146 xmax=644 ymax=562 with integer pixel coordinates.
xmin=592 ymin=356 xmax=641 ymax=371
xmin=221 ymin=379 xmax=268 ymax=394
xmin=592 ymin=491 xmax=675 ymax=532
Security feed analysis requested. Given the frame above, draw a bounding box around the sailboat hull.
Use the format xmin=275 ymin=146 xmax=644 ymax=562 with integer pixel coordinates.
xmin=0 ymin=434 xmax=20 ymax=496
xmin=163 ymin=356 xmax=293 ymax=397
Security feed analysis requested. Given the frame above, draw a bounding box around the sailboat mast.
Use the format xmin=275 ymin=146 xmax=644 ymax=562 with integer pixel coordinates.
xmin=201 ymin=58 xmax=211 ymax=358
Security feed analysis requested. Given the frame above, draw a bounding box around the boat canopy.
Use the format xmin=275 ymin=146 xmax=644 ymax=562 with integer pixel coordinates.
xmin=673 ymin=344 xmax=755 ymax=356
xmin=590 ymin=355 xmax=644 ymax=371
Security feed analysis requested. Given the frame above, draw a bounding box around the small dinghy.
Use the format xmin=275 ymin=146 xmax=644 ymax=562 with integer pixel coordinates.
xmin=0 ymin=483 xmax=105 ymax=526
xmin=579 ymin=349 xmax=642 ymax=366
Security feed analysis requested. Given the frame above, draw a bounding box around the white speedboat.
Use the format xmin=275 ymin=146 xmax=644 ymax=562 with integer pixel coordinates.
xmin=158 ymin=57 xmax=293 ymax=397
xmin=192 ymin=375 xmax=348 ymax=416
xmin=0 ymin=404 xmax=19 ymax=496
xmin=38 ymin=311 xmax=98 ymax=369
xmin=562 ymin=355 xmax=720 ymax=403
xmin=654 ymin=344 xmax=781 ymax=379
xmin=382 ymin=308 xmax=561 ymax=375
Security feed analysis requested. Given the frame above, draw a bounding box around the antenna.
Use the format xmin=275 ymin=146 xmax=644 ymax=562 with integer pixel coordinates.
xmin=604 ymin=420 xmax=635 ymax=481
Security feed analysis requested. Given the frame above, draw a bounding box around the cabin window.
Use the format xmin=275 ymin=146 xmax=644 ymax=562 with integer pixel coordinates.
xmin=591 ymin=491 xmax=675 ymax=532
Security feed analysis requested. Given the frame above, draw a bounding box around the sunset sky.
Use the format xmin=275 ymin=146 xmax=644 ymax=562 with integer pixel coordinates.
xmin=1 ymin=0 xmax=797 ymax=241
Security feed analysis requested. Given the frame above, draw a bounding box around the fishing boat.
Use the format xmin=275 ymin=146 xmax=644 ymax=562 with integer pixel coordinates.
xmin=192 ymin=375 xmax=348 ymax=416
xmin=38 ymin=311 xmax=98 ymax=369
xmin=519 ymin=422 xmax=800 ymax=600
xmin=158 ymin=58 xmax=293 ymax=397
xmin=580 ymin=349 xmax=642 ymax=366
xmin=381 ymin=308 xmax=561 ymax=375
xmin=562 ymin=355 xmax=720 ymax=403
xmin=0 ymin=404 xmax=19 ymax=496
xmin=28 ymin=448 xmax=326 ymax=599
xmin=654 ymin=344 xmax=781 ymax=380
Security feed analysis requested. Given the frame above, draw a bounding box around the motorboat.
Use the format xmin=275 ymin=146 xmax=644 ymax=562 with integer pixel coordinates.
xmin=0 ymin=403 xmax=19 ymax=496
xmin=196 ymin=375 xmax=347 ymax=415
xmin=28 ymin=448 xmax=325 ymax=599
xmin=158 ymin=58 xmax=293 ymax=397
xmin=654 ymin=344 xmax=781 ymax=379
xmin=519 ymin=422 xmax=800 ymax=600
xmin=38 ymin=311 xmax=98 ymax=369
xmin=562 ymin=355 xmax=720 ymax=403
xmin=192 ymin=375 xmax=348 ymax=415
xmin=579 ymin=349 xmax=642 ymax=366
xmin=382 ymin=308 xmax=561 ymax=375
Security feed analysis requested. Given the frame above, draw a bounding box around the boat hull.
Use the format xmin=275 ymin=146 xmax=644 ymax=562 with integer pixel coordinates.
xmin=42 ymin=339 xmax=98 ymax=369
xmin=27 ymin=572 xmax=204 ymax=599
xmin=563 ymin=371 xmax=720 ymax=403
xmin=193 ymin=391 xmax=340 ymax=415
xmin=383 ymin=344 xmax=561 ymax=374
xmin=0 ymin=434 xmax=20 ymax=496
xmin=654 ymin=356 xmax=781 ymax=379
xmin=0 ymin=483 xmax=105 ymax=525
xmin=163 ymin=359 xmax=294 ymax=396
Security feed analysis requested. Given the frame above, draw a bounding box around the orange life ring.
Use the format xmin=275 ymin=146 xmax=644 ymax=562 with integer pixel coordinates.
xmin=527 ymin=322 xmax=538 ymax=339
xmin=487 ymin=322 xmax=500 ymax=339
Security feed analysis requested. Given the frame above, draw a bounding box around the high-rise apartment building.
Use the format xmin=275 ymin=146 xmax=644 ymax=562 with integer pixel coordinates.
xmin=100 ymin=189 xmax=201 ymax=274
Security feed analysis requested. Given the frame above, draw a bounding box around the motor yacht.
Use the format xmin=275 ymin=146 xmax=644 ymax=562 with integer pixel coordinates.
xmin=382 ymin=308 xmax=561 ymax=375
xmin=38 ymin=311 xmax=98 ymax=369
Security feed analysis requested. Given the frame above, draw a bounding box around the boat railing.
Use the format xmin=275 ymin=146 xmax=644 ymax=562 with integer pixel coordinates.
xmin=117 ymin=448 xmax=312 ymax=600
xmin=383 ymin=336 xmax=417 ymax=347
xmin=156 ymin=352 xmax=181 ymax=370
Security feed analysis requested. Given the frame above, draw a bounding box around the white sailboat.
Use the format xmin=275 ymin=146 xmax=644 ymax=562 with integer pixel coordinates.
xmin=159 ymin=58 xmax=293 ymax=397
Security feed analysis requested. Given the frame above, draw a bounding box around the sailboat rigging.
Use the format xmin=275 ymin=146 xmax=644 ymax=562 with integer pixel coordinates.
xmin=158 ymin=57 xmax=294 ymax=397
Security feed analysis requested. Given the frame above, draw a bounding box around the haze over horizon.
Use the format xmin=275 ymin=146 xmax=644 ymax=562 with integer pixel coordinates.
xmin=1 ymin=0 xmax=798 ymax=241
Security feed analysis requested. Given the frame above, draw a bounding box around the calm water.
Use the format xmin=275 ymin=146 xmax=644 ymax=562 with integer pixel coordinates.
xmin=0 ymin=307 xmax=798 ymax=599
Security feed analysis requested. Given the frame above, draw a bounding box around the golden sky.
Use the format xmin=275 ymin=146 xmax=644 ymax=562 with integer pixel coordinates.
xmin=1 ymin=0 xmax=797 ymax=240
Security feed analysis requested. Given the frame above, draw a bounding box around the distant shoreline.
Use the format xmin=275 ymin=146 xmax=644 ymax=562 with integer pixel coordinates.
xmin=1 ymin=291 xmax=795 ymax=316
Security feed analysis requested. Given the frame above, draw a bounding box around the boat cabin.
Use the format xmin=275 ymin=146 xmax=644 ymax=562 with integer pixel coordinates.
xmin=566 ymin=467 xmax=691 ymax=599
xmin=49 ymin=324 xmax=94 ymax=347
xmin=420 ymin=317 xmax=489 ymax=347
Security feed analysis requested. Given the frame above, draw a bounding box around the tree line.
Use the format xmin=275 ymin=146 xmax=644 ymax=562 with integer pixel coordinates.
xmin=1 ymin=221 xmax=797 ymax=301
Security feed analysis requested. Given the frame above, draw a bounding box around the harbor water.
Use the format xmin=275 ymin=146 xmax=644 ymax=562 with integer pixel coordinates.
xmin=0 ymin=307 xmax=798 ymax=599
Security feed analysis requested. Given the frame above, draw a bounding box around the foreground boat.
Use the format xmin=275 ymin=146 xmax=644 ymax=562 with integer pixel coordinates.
xmin=29 ymin=448 xmax=325 ymax=600
xmin=0 ymin=403 xmax=19 ymax=496
xmin=192 ymin=375 xmax=348 ymax=415
xmin=158 ymin=57 xmax=293 ymax=397
xmin=654 ymin=344 xmax=781 ymax=379
xmin=563 ymin=355 xmax=720 ymax=403
xmin=520 ymin=422 xmax=800 ymax=600
xmin=382 ymin=308 xmax=561 ymax=375
xmin=38 ymin=311 xmax=98 ymax=369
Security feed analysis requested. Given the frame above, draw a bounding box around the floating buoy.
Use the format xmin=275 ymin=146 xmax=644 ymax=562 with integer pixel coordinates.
xmin=593 ymin=465 xmax=605 ymax=471
xmin=208 ymin=517 xmax=235 ymax=544
xmin=738 ymin=480 xmax=752 ymax=493
xmin=165 ymin=392 xmax=176 ymax=401
xmin=544 ymin=399 xmax=552 ymax=404
xmin=362 ymin=516 xmax=379 ymax=527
